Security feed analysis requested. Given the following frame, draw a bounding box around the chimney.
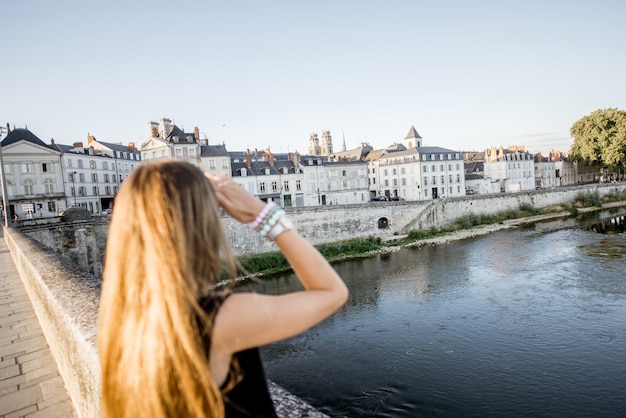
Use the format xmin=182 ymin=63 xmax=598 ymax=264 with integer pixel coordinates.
xmin=128 ymin=142 xmax=135 ymax=151
xmin=6 ymin=123 xmax=10 ymax=134
xmin=269 ymin=153 xmax=275 ymax=167
xmin=50 ymin=138 xmax=56 ymax=150
xmin=88 ymin=135 xmax=96 ymax=143
xmin=73 ymin=141 xmax=84 ymax=149
xmin=194 ymin=126 xmax=199 ymax=140
xmin=246 ymin=149 xmax=251 ymax=168
xmin=150 ymin=121 xmax=159 ymax=137
xmin=161 ymin=118 xmax=173 ymax=137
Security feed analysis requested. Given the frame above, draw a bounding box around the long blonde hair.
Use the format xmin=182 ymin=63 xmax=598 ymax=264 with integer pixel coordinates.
xmin=98 ymin=160 xmax=236 ymax=418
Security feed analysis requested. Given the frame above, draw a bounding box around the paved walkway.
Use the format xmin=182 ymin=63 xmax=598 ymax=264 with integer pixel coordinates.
xmin=0 ymin=230 xmax=77 ymax=418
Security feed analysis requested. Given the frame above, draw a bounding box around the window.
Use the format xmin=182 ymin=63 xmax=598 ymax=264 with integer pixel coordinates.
xmin=392 ymin=168 xmax=397 ymax=175
xmin=175 ymin=148 xmax=182 ymax=158
xmin=189 ymin=148 xmax=196 ymax=159
xmin=106 ymin=186 xmax=111 ymax=195
xmin=401 ymin=178 xmax=407 ymax=186
xmin=24 ymin=180 xmax=34 ymax=195
xmin=265 ymin=168 xmax=270 ymax=175
xmin=78 ymin=160 xmax=83 ymax=168
xmin=456 ymin=174 xmax=460 ymax=182
xmin=259 ymin=182 xmax=266 ymax=192
xmin=384 ymin=169 xmax=388 ymax=176
xmin=401 ymin=167 xmax=406 ymax=175
xmin=393 ymin=179 xmax=397 ymax=186
xmin=423 ymin=166 xmax=428 ymax=173
xmin=448 ymin=164 xmax=452 ymax=171
xmin=21 ymin=163 xmax=33 ymax=173
xmin=271 ymin=181 xmax=278 ymax=192
xmin=424 ymin=178 xmax=428 ymax=186
xmin=384 ymin=179 xmax=389 ymax=187
xmin=440 ymin=165 xmax=444 ymax=171
xmin=103 ymin=161 xmax=109 ymax=170
xmin=432 ymin=176 xmax=436 ymax=184
xmin=342 ymin=170 xmax=347 ymax=177
xmin=69 ymin=172 xmax=75 ymax=182
xmin=456 ymin=163 xmax=460 ymax=170
xmin=222 ymin=159 xmax=228 ymax=169
xmin=209 ymin=160 xmax=216 ymax=169
xmin=92 ymin=173 xmax=98 ymax=182
xmin=68 ymin=159 xmax=73 ymax=168
xmin=93 ymin=186 xmax=98 ymax=195
xmin=441 ymin=175 xmax=445 ymax=184
xmin=44 ymin=179 xmax=54 ymax=194
xmin=431 ymin=165 xmax=436 ymax=172
xmin=42 ymin=163 xmax=49 ymax=173
xmin=104 ymin=173 xmax=110 ymax=182
xmin=284 ymin=181 xmax=289 ymax=191
xmin=79 ymin=173 xmax=85 ymax=182
xmin=48 ymin=202 xmax=56 ymax=212
xmin=449 ymin=175 xmax=453 ymax=183
xmin=90 ymin=160 xmax=96 ymax=169
xmin=296 ymin=180 xmax=301 ymax=191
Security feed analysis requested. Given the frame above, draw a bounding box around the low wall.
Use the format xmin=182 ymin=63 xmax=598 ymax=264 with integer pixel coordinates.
xmin=3 ymin=227 xmax=101 ymax=418
xmin=2 ymin=227 xmax=327 ymax=418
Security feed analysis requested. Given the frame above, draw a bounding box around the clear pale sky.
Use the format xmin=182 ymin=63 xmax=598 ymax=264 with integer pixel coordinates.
xmin=2 ymin=0 xmax=625 ymax=155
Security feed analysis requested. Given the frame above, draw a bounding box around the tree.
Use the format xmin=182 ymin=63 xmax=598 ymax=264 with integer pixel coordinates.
xmin=570 ymin=108 xmax=626 ymax=177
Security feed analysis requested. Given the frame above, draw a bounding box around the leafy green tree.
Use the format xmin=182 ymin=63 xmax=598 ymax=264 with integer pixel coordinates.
xmin=570 ymin=108 xmax=626 ymax=176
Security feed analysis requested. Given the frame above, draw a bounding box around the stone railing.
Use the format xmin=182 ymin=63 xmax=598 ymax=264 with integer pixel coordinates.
xmin=3 ymin=227 xmax=327 ymax=418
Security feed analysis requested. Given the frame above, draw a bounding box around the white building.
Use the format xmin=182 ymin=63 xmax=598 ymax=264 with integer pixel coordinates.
xmin=87 ymin=135 xmax=141 ymax=186
xmin=0 ymin=128 xmax=64 ymax=219
xmin=483 ymin=146 xmax=536 ymax=193
xmin=366 ymin=127 xmax=465 ymax=200
xmin=230 ymin=149 xmax=306 ymax=207
xmin=139 ymin=118 xmax=202 ymax=165
xmin=310 ymin=158 xmax=369 ymax=206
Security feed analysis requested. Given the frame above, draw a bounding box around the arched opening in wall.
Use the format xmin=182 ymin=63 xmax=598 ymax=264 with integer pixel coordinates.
xmin=377 ymin=217 xmax=389 ymax=229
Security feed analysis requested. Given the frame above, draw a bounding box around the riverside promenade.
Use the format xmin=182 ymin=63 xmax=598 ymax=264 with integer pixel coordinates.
xmin=0 ymin=230 xmax=76 ymax=418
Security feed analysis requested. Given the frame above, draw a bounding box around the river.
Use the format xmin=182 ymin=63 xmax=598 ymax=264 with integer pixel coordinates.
xmin=247 ymin=210 xmax=626 ymax=417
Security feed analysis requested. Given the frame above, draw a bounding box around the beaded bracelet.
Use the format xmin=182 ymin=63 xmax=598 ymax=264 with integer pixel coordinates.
xmin=258 ymin=208 xmax=285 ymax=238
xmin=249 ymin=202 xmax=277 ymax=231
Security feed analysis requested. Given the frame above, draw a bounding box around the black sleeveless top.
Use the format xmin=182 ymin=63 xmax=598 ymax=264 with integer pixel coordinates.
xmin=199 ymin=295 xmax=278 ymax=418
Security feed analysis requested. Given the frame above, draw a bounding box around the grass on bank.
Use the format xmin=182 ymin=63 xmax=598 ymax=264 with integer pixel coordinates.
xmin=237 ymin=235 xmax=384 ymax=276
xmin=238 ymin=190 xmax=626 ymax=276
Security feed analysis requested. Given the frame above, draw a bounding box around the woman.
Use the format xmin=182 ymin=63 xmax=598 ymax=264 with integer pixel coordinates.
xmin=98 ymin=160 xmax=348 ymax=417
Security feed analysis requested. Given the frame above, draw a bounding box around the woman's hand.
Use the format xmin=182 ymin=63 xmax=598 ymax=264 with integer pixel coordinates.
xmin=206 ymin=174 xmax=265 ymax=224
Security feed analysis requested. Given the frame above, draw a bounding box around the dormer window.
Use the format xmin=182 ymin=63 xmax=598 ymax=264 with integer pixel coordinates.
xmin=265 ymin=168 xmax=270 ymax=175
xmin=240 ymin=168 xmax=247 ymax=176
xmin=282 ymin=167 xmax=288 ymax=174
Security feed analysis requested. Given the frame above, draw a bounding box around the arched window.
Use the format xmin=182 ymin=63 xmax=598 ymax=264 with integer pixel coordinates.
xmin=377 ymin=217 xmax=389 ymax=229
xmin=44 ymin=179 xmax=54 ymax=194
xmin=24 ymin=179 xmax=35 ymax=196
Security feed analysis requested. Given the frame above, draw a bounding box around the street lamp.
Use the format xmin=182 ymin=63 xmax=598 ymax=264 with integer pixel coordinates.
xmin=72 ymin=171 xmax=77 ymax=206
xmin=0 ymin=126 xmax=9 ymax=227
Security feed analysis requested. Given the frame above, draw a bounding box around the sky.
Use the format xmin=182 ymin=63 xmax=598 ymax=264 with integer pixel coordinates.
xmin=2 ymin=0 xmax=626 ymax=156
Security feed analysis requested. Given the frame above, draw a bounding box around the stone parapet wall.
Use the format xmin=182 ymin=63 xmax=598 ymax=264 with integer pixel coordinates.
xmin=3 ymin=227 xmax=102 ymax=418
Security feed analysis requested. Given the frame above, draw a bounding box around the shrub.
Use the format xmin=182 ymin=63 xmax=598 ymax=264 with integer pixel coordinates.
xmin=574 ymin=190 xmax=602 ymax=207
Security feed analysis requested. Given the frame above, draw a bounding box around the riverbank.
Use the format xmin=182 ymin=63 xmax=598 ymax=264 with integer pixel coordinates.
xmin=381 ymin=200 xmax=626 ymax=254
xmin=239 ymin=192 xmax=626 ymax=278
